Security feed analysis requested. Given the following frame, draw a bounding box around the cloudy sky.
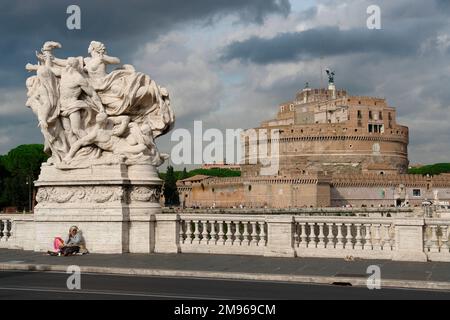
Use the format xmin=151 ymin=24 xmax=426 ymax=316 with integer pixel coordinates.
xmin=1 ymin=0 xmax=450 ymax=167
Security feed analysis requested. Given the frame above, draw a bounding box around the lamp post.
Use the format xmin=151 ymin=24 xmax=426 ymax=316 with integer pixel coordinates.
xmin=25 ymin=175 xmax=32 ymax=213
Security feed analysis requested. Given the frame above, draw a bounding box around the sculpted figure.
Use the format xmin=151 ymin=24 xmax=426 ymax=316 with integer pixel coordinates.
xmin=326 ymin=69 xmax=335 ymax=84
xmin=25 ymin=40 xmax=174 ymax=168
xmin=83 ymin=41 xmax=174 ymax=136
xmin=25 ymin=41 xmax=69 ymax=163
xmin=64 ymin=113 xmax=147 ymax=161
xmin=58 ymin=57 xmax=105 ymax=143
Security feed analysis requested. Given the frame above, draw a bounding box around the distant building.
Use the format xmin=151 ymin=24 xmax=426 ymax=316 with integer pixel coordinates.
xmin=177 ymin=77 xmax=450 ymax=208
xmin=201 ymin=163 xmax=241 ymax=171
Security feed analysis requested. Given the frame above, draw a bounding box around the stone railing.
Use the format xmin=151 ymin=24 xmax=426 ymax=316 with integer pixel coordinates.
xmin=178 ymin=214 xmax=267 ymax=255
xmin=423 ymin=218 xmax=450 ymax=262
xmin=3 ymin=212 xmax=450 ymax=262
xmin=0 ymin=214 xmax=34 ymax=250
xmin=293 ymin=216 xmax=396 ymax=260
xmin=153 ymin=213 xmax=432 ymax=262
xmin=0 ymin=217 xmax=12 ymax=243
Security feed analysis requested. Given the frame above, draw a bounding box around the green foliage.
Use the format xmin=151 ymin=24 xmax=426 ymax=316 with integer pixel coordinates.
xmin=181 ymin=167 xmax=189 ymax=180
xmin=163 ymin=166 xmax=180 ymax=207
xmin=0 ymin=144 xmax=48 ymax=210
xmin=186 ymin=168 xmax=241 ymax=178
xmin=408 ymin=163 xmax=450 ymax=175
xmin=160 ymin=167 xmax=241 ymax=181
xmin=159 ymin=167 xmax=240 ymax=207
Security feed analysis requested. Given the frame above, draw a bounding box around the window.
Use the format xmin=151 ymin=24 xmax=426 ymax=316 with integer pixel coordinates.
xmin=357 ymin=110 xmax=362 ymax=119
xmin=370 ymin=124 xmax=384 ymax=133
xmin=369 ymin=111 xmax=373 ymax=120
xmin=413 ymin=189 xmax=421 ymax=197
xmin=379 ymin=112 xmax=383 ymax=120
xmin=388 ymin=113 xmax=392 ymax=120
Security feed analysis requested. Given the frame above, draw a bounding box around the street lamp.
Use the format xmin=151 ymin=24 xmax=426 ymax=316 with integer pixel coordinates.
xmin=25 ymin=175 xmax=32 ymax=213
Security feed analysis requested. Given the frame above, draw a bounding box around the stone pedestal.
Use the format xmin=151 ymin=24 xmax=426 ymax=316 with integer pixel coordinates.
xmin=264 ymin=215 xmax=296 ymax=257
xmin=33 ymin=163 xmax=162 ymax=254
xmin=393 ymin=219 xmax=428 ymax=262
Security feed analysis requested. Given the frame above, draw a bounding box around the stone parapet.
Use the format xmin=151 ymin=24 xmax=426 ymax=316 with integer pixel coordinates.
xmin=5 ymin=211 xmax=450 ymax=262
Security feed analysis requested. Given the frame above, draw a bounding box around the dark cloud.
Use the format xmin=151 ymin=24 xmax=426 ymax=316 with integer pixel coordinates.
xmin=0 ymin=0 xmax=290 ymax=87
xmin=221 ymin=26 xmax=429 ymax=64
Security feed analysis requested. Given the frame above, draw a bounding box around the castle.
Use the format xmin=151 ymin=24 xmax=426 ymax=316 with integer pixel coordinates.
xmin=177 ymin=75 xmax=450 ymax=208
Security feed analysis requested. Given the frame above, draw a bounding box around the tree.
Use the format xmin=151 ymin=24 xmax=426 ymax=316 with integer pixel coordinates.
xmin=0 ymin=156 xmax=8 ymax=208
xmin=181 ymin=167 xmax=189 ymax=180
xmin=0 ymin=144 xmax=48 ymax=210
xmin=163 ymin=165 xmax=180 ymax=207
xmin=408 ymin=163 xmax=450 ymax=175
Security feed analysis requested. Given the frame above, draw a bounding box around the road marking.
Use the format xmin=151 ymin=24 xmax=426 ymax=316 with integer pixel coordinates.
xmin=0 ymin=286 xmax=228 ymax=300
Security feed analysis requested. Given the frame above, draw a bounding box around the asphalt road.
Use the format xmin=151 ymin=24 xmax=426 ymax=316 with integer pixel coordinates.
xmin=0 ymin=270 xmax=449 ymax=300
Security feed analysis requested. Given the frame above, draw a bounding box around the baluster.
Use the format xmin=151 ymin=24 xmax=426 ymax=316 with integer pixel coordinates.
xmin=5 ymin=220 xmax=8 ymax=241
xmin=218 ymin=221 xmax=225 ymax=245
xmin=260 ymin=223 xmax=267 ymax=246
xmin=380 ymin=224 xmax=389 ymax=250
xmin=251 ymin=222 xmax=258 ymax=246
xmin=424 ymin=226 xmax=432 ymax=252
xmin=293 ymin=223 xmax=300 ymax=247
xmin=299 ymin=223 xmax=307 ymax=248
xmin=194 ymin=220 xmax=201 ymax=244
xmin=430 ymin=225 xmax=439 ymax=253
xmin=354 ymin=224 xmax=362 ymax=250
xmin=179 ymin=220 xmax=185 ymax=244
xmin=242 ymin=222 xmax=250 ymax=246
xmin=327 ymin=223 xmax=335 ymax=249
xmin=186 ymin=220 xmax=193 ymax=244
xmin=209 ymin=220 xmax=217 ymax=245
xmin=336 ymin=223 xmax=344 ymax=249
xmin=235 ymin=222 xmax=243 ymax=245
xmin=1 ymin=219 xmax=7 ymax=241
xmin=225 ymin=221 xmax=233 ymax=245
xmin=364 ymin=224 xmax=372 ymax=250
xmin=202 ymin=220 xmax=210 ymax=244
xmin=308 ymin=223 xmax=316 ymax=248
xmin=389 ymin=224 xmax=396 ymax=250
xmin=0 ymin=220 xmax=3 ymax=241
xmin=317 ymin=223 xmax=325 ymax=248
xmin=441 ymin=225 xmax=449 ymax=253
xmin=345 ymin=223 xmax=353 ymax=249
xmin=373 ymin=224 xmax=381 ymax=250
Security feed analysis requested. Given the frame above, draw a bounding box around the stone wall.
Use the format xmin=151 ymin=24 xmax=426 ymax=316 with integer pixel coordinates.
xmin=178 ymin=173 xmax=450 ymax=209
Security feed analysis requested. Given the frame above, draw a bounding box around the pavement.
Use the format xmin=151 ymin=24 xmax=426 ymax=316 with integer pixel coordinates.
xmin=0 ymin=249 xmax=450 ymax=291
